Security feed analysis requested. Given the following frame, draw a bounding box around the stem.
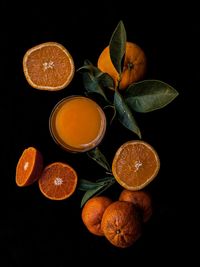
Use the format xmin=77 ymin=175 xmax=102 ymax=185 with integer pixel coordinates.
xmin=127 ymin=62 xmax=134 ymax=70
xmin=105 ymin=171 xmax=113 ymax=175
xmin=116 ymin=73 xmax=122 ymax=90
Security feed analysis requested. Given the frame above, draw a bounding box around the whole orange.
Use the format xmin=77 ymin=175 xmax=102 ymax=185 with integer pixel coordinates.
xmin=101 ymin=201 xmax=141 ymax=248
xmin=119 ymin=189 xmax=152 ymax=223
xmin=97 ymin=41 xmax=147 ymax=90
xmin=81 ymin=196 xmax=113 ymax=236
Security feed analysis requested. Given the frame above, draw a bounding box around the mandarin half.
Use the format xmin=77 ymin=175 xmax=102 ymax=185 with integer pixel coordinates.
xmin=16 ymin=147 xmax=43 ymax=187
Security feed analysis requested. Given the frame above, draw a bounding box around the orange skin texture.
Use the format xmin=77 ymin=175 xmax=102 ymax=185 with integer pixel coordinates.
xmin=97 ymin=42 xmax=147 ymax=90
xmin=119 ymin=190 xmax=152 ymax=223
xmin=101 ymin=201 xmax=142 ymax=248
xmin=82 ymin=196 xmax=113 ymax=236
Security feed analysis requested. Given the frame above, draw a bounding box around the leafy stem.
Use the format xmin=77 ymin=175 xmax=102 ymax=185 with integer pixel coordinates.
xmin=78 ymin=176 xmax=115 ymax=207
xmin=87 ymin=147 xmax=111 ymax=172
xmin=77 ymin=20 xmax=179 ymax=207
xmin=77 ymin=147 xmax=116 ymax=207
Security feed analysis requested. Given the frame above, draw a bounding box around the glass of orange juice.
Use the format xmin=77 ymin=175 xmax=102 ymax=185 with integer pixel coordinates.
xmin=49 ymin=96 xmax=107 ymax=152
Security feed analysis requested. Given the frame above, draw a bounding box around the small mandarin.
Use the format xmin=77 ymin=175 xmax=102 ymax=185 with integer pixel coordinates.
xmin=119 ymin=189 xmax=153 ymax=223
xmin=82 ymin=196 xmax=113 ymax=236
xmin=101 ymin=201 xmax=142 ymax=248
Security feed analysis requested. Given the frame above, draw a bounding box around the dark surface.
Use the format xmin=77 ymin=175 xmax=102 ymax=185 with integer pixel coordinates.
xmin=3 ymin=2 xmax=198 ymax=266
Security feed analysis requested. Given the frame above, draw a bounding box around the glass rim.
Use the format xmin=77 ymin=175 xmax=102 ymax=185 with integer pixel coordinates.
xmin=49 ymin=95 xmax=107 ymax=153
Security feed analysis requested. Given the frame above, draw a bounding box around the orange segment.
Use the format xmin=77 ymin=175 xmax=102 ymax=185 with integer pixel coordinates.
xmin=38 ymin=162 xmax=78 ymax=200
xmin=23 ymin=42 xmax=75 ymax=91
xmin=16 ymin=147 xmax=43 ymax=187
xmin=112 ymin=140 xmax=160 ymax=190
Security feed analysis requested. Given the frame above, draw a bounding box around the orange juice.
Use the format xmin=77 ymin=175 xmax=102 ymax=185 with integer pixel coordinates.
xmin=49 ymin=96 xmax=106 ymax=152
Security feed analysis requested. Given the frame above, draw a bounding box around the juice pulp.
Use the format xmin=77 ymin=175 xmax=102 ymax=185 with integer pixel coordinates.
xmin=50 ymin=96 xmax=106 ymax=152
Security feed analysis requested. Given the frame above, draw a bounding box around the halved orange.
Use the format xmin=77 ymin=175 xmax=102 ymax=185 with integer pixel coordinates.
xmin=16 ymin=147 xmax=43 ymax=187
xmin=112 ymin=140 xmax=160 ymax=190
xmin=23 ymin=42 xmax=75 ymax=91
xmin=38 ymin=162 xmax=78 ymax=200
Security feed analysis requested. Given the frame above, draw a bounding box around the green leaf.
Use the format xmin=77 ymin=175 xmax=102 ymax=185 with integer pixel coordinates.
xmin=125 ymin=80 xmax=179 ymax=113
xmin=78 ymin=176 xmax=114 ymax=191
xmin=82 ymin=72 xmax=109 ymax=102
xmin=78 ymin=179 xmax=102 ymax=191
xmin=83 ymin=61 xmax=114 ymax=90
xmin=87 ymin=147 xmax=111 ymax=172
xmin=98 ymin=72 xmax=115 ymax=91
xmin=80 ymin=177 xmax=115 ymax=207
xmin=96 ymin=176 xmax=115 ymax=183
xmin=103 ymin=104 xmax=116 ymax=125
xmin=109 ymin=20 xmax=127 ymax=74
xmin=81 ymin=185 xmax=106 ymax=207
xmin=78 ymin=60 xmax=105 ymax=78
xmin=77 ymin=61 xmax=114 ymax=102
xmin=91 ymin=179 xmax=115 ymax=197
xmin=114 ymin=90 xmax=141 ymax=138
xmin=76 ymin=59 xmax=93 ymax=72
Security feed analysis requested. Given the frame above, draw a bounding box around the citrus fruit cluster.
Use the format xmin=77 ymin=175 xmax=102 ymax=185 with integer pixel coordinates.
xmin=15 ymin=20 xmax=178 ymax=249
xmin=22 ymin=40 xmax=146 ymax=92
xmin=16 ymin=147 xmax=77 ymax=200
xmin=81 ymin=189 xmax=152 ymax=248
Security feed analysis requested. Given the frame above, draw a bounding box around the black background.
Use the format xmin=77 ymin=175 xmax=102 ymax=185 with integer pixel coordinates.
xmin=2 ymin=1 xmax=198 ymax=266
